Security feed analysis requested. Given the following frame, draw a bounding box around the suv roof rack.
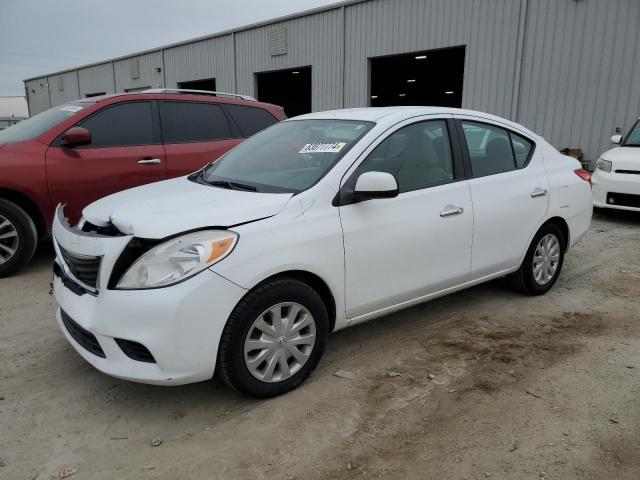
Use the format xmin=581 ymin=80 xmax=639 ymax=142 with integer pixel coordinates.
xmin=142 ymin=88 xmax=256 ymax=101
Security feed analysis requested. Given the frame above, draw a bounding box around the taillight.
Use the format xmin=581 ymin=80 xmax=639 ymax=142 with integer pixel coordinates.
xmin=574 ymin=169 xmax=592 ymax=188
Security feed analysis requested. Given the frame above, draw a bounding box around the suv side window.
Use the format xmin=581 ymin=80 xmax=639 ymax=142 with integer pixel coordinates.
xmin=461 ymin=121 xmax=535 ymax=176
xmin=354 ymin=120 xmax=455 ymax=193
xmin=160 ymin=101 xmax=232 ymax=143
xmin=77 ymin=101 xmax=155 ymax=147
xmin=224 ymin=104 xmax=279 ymax=137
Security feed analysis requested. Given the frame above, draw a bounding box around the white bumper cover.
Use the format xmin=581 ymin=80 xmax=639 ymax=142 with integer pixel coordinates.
xmin=52 ymin=206 xmax=247 ymax=385
xmin=592 ymin=169 xmax=640 ymax=211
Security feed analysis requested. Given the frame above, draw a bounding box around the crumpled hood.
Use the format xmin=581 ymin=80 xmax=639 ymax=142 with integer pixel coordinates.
xmin=601 ymin=146 xmax=640 ymax=170
xmin=82 ymin=176 xmax=293 ymax=238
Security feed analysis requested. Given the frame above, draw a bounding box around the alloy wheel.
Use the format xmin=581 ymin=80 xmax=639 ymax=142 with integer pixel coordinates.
xmin=532 ymin=233 xmax=560 ymax=285
xmin=0 ymin=215 xmax=19 ymax=265
xmin=243 ymin=302 xmax=316 ymax=383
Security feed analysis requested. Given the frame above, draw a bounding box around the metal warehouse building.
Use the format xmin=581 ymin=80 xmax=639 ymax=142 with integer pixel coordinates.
xmin=24 ymin=0 xmax=640 ymax=166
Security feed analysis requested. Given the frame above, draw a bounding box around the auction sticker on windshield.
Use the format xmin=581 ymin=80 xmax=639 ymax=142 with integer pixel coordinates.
xmin=299 ymin=142 xmax=346 ymax=154
xmin=60 ymin=105 xmax=84 ymax=113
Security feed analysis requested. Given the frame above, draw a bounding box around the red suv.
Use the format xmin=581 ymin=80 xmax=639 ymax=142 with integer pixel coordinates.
xmin=0 ymin=89 xmax=286 ymax=276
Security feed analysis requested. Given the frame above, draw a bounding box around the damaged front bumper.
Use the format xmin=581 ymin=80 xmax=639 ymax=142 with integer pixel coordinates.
xmin=52 ymin=205 xmax=247 ymax=385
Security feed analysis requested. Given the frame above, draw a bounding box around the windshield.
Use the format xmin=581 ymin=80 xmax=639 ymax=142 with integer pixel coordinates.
xmin=0 ymin=102 xmax=92 ymax=144
xmin=623 ymin=120 xmax=640 ymax=146
xmin=198 ymin=119 xmax=374 ymax=193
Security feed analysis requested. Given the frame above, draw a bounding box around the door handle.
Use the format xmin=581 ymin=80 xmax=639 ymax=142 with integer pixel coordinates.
xmin=138 ymin=158 xmax=162 ymax=165
xmin=530 ymin=187 xmax=548 ymax=198
xmin=439 ymin=206 xmax=464 ymax=217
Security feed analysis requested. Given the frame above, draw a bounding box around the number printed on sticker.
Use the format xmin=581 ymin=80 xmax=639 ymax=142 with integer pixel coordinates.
xmin=298 ymin=142 xmax=346 ymax=154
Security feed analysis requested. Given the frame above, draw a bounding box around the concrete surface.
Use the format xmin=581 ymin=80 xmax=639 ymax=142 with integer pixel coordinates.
xmin=1 ymin=210 xmax=639 ymax=479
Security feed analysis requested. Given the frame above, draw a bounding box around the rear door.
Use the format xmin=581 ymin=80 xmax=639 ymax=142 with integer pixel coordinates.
xmin=455 ymin=116 xmax=549 ymax=278
xmin=45 ymin=100 xmax=167 ymax=223
xmin=159 ymin=100 xmax=243 ymax=177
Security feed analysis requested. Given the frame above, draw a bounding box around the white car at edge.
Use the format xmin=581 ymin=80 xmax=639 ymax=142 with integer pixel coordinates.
xmin=592 ymin=118 xmax=640 ymax=211
xmin=52 ymin=107 xmax=592 ymax=397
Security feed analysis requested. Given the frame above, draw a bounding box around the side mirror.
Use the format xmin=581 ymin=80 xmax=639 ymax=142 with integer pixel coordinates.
xmin=610 ymin=134 xmax=622 ymax=144
xmin=353 ymin=171 xmax=399 ymax=200
xmin=61 ymin=127 xmax=91 ymax=147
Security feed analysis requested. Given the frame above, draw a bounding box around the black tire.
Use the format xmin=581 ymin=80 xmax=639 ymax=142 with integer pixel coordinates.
xmin=217 ymin=277 xmax=329 ymax=398
xmin=0 ymin=199 xmax=38 ymax=278
xmin=508 ymin=223 xmax=565 ymax=295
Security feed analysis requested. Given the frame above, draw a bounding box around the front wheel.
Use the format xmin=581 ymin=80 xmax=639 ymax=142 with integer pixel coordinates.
xmin=217 ymin=278 xmax=329 ymax=398
xmin=0 ymin=199 xmax=38 ymax=278
xmin=508 ymin=224 xmax=565 ymax=295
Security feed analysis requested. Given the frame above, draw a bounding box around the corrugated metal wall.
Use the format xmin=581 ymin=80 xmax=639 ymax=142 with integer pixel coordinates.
xmin=24 ymin=78 xmax=50 ymax=114
xmin=164 ymin=34 xmax=235 ymax=91
xmin=343 ymin=0 xmax=522 ymax=118
xmin=515 ymin=0 xmax=640 ymax=161
xmin=78 ymin=63 xmax=116 ymax=97
xmin=23 ymin=0 xmax=639 ymax=164
xmin=113 ymin=51 xmax=164 ymax=91
xmin=47 ymin=71 xmax=79 ymax=106
xmin=235 ymin=8 xmax=344 ymax=111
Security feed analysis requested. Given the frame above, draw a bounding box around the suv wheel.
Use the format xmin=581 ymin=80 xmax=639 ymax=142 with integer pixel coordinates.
xmin=508 ymin=223 xmax=565 ymax=295
xmin=0 ymin=199 xmax=38 ymax=278
xmin=217 ymin=278 xmax=329 ymax=398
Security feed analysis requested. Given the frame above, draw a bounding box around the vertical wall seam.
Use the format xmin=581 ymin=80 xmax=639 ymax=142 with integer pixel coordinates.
xmin=511 ymin=0 xmax=527 ymax=121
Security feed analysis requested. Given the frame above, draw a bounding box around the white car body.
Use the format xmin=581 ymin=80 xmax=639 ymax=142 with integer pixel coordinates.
xmin=52 ymin=107 xmax=592 ymax=387
xmin=592 ymin=120 xmax=640 ymax=212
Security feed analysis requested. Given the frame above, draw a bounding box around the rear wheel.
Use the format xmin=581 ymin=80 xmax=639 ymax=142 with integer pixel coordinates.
xmin=217 ymin=278 xmax=329 ymax=398
xmin=0 ymin=199 xmax=38 ymax=278
xmin=508 ymin=223 xmax=565 ymax=295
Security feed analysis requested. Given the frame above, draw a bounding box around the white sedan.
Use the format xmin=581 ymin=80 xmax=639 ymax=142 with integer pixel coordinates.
xmin=592 ymin=118 xmax=640 ymax=211
xmin=52 ymin=107 xmax=592 ymax=397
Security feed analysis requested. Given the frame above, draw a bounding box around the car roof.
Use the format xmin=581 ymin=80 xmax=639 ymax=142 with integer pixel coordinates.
xmin=293 ymin=107 xmax=538 ymax=137
xmin=71 ymin=91 xmax=281 ymax=111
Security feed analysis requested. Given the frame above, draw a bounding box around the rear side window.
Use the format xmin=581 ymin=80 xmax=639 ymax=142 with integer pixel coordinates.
xmin=78 ymin=102 xmax=154 ymax=147
xmin=225 ymin=104 xmax=278 ymax=137
xmin=160 ymin=101 xmax=232 ymax=143
xmin=511 ymin=132 xmax=533 ymax=168
xmin=461 ymin=121 xmax=535 ymax=176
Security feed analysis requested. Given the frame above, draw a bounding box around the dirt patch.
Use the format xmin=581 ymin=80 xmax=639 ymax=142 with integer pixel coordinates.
xmin=303 ymin=310 xmax=617 ymax=479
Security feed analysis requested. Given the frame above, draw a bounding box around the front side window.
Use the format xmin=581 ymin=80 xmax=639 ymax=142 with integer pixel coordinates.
xmin=78 ymin=102 xmax=154 ymax=147
xmin=623 ymin=120 xmax=640 ymax=146
xmin=225 ymin=104 xmax=279 ymax=137
xmin=461 ymin=121 xmax=533 ymax=176
xmin=199 ymin=119 xmax=373 ymax=193
xmin=0 ymin=102 xmax=92 ymax=144
xmin=161 ymin=101 xmax=232 ymax=143
xmin=354 ymin=120 xmax=455 ymax=193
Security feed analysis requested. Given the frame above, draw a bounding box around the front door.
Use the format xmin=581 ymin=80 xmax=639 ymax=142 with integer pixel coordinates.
xmin=339 ymin=118 xmax=473 ymax=319
xmin=46 ymin=101 xmax=167 ymax=223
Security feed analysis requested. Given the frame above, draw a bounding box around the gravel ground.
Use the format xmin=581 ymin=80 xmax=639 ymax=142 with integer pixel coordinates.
xmin=1 ymin=210 xmax=639 ymax=480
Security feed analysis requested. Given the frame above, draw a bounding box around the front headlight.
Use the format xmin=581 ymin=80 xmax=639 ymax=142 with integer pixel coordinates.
xmin=596 ymin=158 xmax=612 ymax=173
xmin=116 ymin=230 xmax=238 ymax=289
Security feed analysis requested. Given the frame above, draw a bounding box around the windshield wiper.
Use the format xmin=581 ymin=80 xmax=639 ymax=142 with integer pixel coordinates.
xmin=208 ymin=179 xmax=257 ymax=191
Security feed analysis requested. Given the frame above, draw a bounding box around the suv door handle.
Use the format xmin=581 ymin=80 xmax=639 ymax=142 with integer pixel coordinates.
xmin=530 ymin=187 xmax=548 ymax=198
xmin=138 ymin=158 xmax=162 ymax=165
xmin=440 ymin=206 xmax=464 ymax=217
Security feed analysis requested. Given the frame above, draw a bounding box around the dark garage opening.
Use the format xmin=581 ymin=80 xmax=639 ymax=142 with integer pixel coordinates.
xmin=256 ymin=67 xmax=311 ymax=118
xmin=178 ymin=78 xmax=216 ymax=91
xmin=370 ymin=46 xmax=465 ymax=108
